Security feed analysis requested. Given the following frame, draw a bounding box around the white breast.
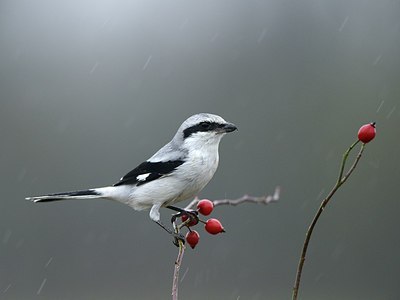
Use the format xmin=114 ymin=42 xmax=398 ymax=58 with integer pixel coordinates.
xmin=171 ymin=140 xmax=220 ymax=203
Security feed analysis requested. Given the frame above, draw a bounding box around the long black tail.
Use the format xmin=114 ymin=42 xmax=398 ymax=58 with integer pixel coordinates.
xmin=26 ymin=189 xmax=101 ymax=203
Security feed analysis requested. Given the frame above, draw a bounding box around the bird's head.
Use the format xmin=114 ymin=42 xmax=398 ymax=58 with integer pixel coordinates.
xmin=173 ymin=113 xmax=237 ymax=148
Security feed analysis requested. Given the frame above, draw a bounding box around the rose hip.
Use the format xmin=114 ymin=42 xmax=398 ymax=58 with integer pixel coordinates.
xmin=181 ymin=214 xmax=198 ymax=226
xmin=197 ymin=199 xmax=214 ymax=216
xmin=205 ymin=218 xmax=225 ymax=235
xmin=186 ymin=230 xmax=200 ymax=249
xmin=358 ymin=122 xmax=376 ymax=143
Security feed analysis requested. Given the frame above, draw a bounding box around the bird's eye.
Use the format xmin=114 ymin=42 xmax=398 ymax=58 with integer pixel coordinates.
xmin=200 ymin=122 xmax=211 ymax=129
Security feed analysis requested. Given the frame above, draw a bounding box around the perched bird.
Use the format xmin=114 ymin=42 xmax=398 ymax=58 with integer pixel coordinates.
xmin=26 ymin=113 xmax=237 ymax=243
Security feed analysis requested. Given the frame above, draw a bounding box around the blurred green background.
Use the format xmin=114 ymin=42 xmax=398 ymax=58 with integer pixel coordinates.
xmin=1 ymin=0 xmax=399 ymax=299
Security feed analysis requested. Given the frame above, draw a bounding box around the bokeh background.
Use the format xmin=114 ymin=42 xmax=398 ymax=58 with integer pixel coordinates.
xmin=1 ymin=0 xmax=399 ymax=299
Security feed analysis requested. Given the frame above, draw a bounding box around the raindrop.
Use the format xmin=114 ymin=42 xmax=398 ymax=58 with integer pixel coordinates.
xmin=142 ymin=55 xmax=152 ymax=71
xmin=89 ymin=62 xmax=99 ymax=75
xmin=257 ymin=28 xmax=267 ymax=43
xmin=339 ymin=16 xmax=349 ymax=32
xmin=180 ymin=267 xmax=189 ymax=283
xmin=372 ymin=54 xmax=382 ymax=66
xmin=36 ymin=278 xmax=47 ymax=295
xmin=45 ymin=257 xmax=53 ymax=268
xmin=386 ymin=105 xmax=396 ymax=119
xmin=376 ymin=100 xmax=385 ymax=113
xmin=3 ymin=284 xmax=11 ymax=294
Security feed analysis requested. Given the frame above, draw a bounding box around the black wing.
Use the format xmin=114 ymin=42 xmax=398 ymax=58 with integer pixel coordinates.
xmin=113 ymin=160 xmax=184 ymax=186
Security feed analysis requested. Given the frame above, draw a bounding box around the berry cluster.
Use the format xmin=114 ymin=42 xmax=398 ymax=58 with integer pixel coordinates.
xmin=181 ymin=199 xmax=225 ymax=249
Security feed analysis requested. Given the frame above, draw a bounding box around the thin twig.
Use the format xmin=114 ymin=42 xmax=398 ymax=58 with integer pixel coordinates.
xmin=172 ymin=187 xmax=280 ymax=300
xmin=172 ymin=239 xmax=185 ymax=300
xmin=185 ymin=186 xmax=281 ymax=210
xmin=337 ymin=140 xmax=360 ymax=184
xmin=292 ymin=142 xmax=366 ymax=300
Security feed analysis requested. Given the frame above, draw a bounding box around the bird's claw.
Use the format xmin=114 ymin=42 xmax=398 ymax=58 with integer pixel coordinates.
xmin=171 ymin=209 xmax=199 ymax=224
xmin=186 ymin=210 xmax=199 ymax=219
xmin=172 ymin=232 xmax=185 ymax=247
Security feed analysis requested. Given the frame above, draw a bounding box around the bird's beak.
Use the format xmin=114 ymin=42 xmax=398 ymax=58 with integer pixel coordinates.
xmin=222 ymin=122 xmax=238 ymax=133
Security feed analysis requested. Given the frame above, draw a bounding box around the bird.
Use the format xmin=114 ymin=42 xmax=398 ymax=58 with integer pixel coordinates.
xmin=26 ymin=113 xmax=237 ymax=244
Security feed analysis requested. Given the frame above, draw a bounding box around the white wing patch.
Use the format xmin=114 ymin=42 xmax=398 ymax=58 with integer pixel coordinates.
xmin=136 ymin=173 xmax=151 ymax=182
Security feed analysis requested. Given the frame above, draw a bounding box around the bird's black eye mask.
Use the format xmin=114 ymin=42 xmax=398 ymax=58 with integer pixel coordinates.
xmin=183 ymin=121 xmax=222 ymax=139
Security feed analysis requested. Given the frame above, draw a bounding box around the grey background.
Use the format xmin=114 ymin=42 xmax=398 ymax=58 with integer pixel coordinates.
xmin=1 ymin=0 xmax=399 ymax=299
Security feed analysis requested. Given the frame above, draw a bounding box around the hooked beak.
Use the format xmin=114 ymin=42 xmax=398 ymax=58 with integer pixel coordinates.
xmin=221 ymin=122 xmax=238 ymax=133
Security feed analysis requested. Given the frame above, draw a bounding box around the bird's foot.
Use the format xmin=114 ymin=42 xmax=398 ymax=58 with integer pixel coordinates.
xmin=172 ymin=232 xmax=185 ymax=247
xmin=154 ymin=219 xmax=185 ymax=247
xmin=168 ymin=206 xmax=199 ymax=225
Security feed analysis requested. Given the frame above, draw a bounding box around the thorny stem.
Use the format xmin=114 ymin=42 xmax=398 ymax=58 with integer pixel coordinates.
xmin=292 ymin=142 xmax=366 ymax=300
xmin=171 ymin=187 xmax=280 ymax=300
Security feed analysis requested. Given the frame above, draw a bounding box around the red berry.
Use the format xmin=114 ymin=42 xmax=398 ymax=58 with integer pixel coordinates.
xmin=358 ymin=122 xmax=376 ymax=143
xmin=181 ymin=214 xmax=198 ymax=226
xmin=197 ymin=199 xmax=214 ymax=216
xmin=186 ymin=230 xmax=200 ymax=249
xmin=205 ymin=218 xmax=225 ymax=235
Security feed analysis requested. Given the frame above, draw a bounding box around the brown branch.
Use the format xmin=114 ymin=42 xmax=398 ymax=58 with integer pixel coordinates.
xmin=172 ymin=187 xmax=280 ymax=299
xmin=184 ymin=186 xmax=281 ymax=210
xmin=172 ymin=239 xmax=185 ymax=300
xmin=292 ymin=141 xmax=366 ymax=300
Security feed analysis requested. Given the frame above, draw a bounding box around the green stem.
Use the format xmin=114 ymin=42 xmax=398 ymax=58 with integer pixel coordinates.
xmin=337 ymin=140 xmax=360 ymax=185
xmin=292 ymin=141 xmax=366 ymax=300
